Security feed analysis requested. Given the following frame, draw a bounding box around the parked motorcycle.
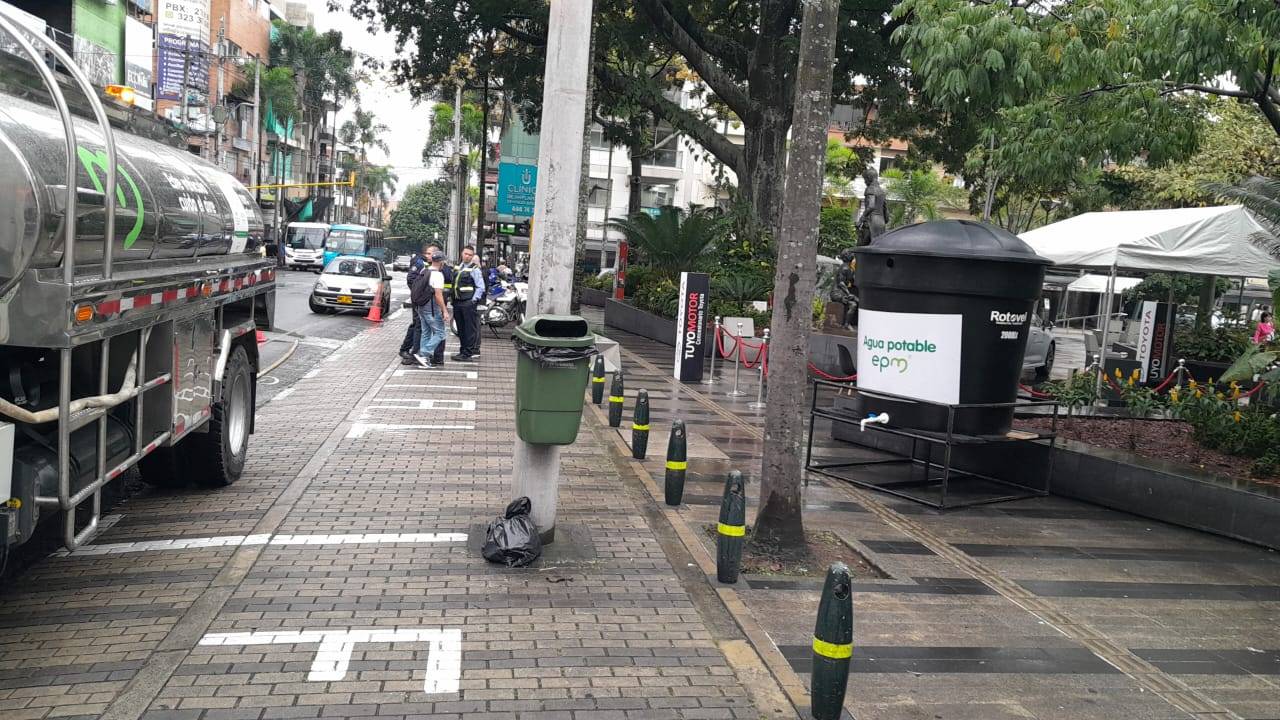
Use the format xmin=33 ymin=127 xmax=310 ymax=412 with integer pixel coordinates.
xmin=479 ymin=278 xmax=527 ymax=335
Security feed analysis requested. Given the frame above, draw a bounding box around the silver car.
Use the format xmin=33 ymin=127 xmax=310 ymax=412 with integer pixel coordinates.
xmin=310 ymin=255 xmax=392 ymax=315
xmin=1023 ymin=309 xmax=1056 ymax=380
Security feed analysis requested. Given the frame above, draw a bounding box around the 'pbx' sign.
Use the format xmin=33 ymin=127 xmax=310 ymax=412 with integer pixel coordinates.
xmin=674 ymin=272 xmax=710 ymax=381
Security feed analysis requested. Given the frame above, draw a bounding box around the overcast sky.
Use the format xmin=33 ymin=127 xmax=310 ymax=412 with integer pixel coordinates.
xmin=299 ymin=0 xmax=437 ymax=198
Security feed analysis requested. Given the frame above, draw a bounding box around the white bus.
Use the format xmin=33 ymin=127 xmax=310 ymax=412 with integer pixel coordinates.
xmin=284 ymin=222 xmax=330 ymax=271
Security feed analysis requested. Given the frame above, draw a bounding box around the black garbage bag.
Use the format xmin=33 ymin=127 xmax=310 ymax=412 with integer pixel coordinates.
xmin=482 ymin=497 xmax=543 ymax=567
xmin=511 ymin=336 xmax=598 ymax=368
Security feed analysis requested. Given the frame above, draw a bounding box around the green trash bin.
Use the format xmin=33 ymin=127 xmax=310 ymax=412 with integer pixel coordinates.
xmin=513 ymin=315 xmax=599 ymax=445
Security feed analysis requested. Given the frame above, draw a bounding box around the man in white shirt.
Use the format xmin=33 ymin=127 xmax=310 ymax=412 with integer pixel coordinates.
xmin=414 ymin=250 xmax=453 ymax=368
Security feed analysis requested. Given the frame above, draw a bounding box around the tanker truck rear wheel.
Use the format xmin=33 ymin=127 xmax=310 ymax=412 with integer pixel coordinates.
xmin=139 ymin=347 xmax=251 ymax=488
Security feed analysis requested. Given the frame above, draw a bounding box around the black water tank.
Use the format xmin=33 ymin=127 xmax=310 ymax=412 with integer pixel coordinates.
xmin=852 ymin=220 xmax=1051 ymax=436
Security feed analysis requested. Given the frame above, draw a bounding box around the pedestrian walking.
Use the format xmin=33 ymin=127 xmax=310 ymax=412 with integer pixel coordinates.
xmin=452 ymin=244 xmax=485 ymax=362
xmin=412 ymin=250 xmax=452 ymax=368
xmin=398 ymin=244 xmax=427 ymax=365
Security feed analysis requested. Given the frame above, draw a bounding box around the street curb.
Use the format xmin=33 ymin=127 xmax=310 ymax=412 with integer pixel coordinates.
xmin=586 ymin=400 xmax=809 ymax=719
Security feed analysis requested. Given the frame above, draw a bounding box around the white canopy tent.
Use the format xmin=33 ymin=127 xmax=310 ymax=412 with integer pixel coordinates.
xmin=1066 ymin=274 xmax=1144 ymax=294
xmin=1020 ymin=205 xmax=1279 ymax=381
xmin=1020 ymin=205 xmax=1280 ymax=277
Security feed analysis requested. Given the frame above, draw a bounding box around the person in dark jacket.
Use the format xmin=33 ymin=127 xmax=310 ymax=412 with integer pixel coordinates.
xmin=398 ymin=244 xmax=428 ymax=365
xmin=451 ymin=245 xmax=485 ymax=362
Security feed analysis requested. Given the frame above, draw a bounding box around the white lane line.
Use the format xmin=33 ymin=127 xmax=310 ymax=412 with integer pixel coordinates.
xmin=272 ymin=387 xmax=296 ymax=401
xmin=387 ymin=308 xmax=405 ymax=321
xmin=198 ymin=628 xmax=462 ymax=693
xmin=346 ymin=423 xmax=474 ymax=438
xmin=393 ymin=368 xmax=478 ymax=379
xmin=303 ymin=368 xmax=321 ymax=379
xmin=56 ymin=531 xmax=466 ymax=556
xmin=385 ymin=384 xmax=478 ymax=391
xmin=364 ymin=398 xmax=477 ymax=411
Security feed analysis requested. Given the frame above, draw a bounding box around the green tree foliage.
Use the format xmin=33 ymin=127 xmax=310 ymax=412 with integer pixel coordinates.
xmin=340 ymin=108 xmax=391 ymax=222
xmin=270 ymin=20 xmax=357 ymax=128
xmin=232 ymin=61 xmax=298 ymax=124
xmin=606 ymin=206 xmax=725 ymax=278
xmin=882 ymin=169 xmax=967 ymax=226
xmin=1110 ymin=100 xmax=1280 ymax=208
xmin=823 ymin=139 xmax=863 ymax=198
xmin=818 ymin=206 xmax=857 ymax=257
xmin=341 ymin=0 xmax=910 ymax=233
xmin=388 ymin=180 xmax=452 ymax=250
xmin=423 ymin=101 xmax=486 ymax=160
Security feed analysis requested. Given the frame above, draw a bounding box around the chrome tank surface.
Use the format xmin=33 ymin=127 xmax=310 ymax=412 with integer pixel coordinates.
xmin=0 ymin=93 xmax=264 ymax=296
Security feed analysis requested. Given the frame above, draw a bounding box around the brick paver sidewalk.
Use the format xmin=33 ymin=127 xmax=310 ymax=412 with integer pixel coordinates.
xmin=0 ymin=313 xmax=785 ymax=720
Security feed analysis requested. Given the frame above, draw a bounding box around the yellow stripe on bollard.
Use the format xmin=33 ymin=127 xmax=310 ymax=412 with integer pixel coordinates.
xmin=609 ymin=395 xmax=624 ymax=403
xmin=717 ymin=522 xmax=746 ymax=537
xmin=592 ymin=377 xmax=606 ymax=383
xmin=665 ymin=460 xmax=687 ymax=470
xmin=812 ymin=637 xmax=854 ymax=659
xmin=631 ymin=423 xmax=650 ymax=431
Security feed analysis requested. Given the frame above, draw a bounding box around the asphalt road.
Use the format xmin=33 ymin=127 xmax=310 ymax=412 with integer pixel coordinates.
xmin=272 ymin=265 xmax=412 ymax=340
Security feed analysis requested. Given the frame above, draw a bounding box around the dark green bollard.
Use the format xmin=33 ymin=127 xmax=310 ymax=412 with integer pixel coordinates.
xmin=811 ymin=562 xmax=853 ymax=720
xmin=715 ymin=470 xmax=746 ymax=584
xmin=590 ymin=356 xmax=606 ymax=405
xmin=631 ymin=389 xmax=650 ymax=459
xmin=664 ymin=420 xmax=687 ymax=506
xmin=608 ymin=372 xmax=625 ymax=428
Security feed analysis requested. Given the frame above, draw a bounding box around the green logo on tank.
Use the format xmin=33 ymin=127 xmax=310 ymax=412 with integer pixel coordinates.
xmin=76 ymin=146 xmax=145 ymax=250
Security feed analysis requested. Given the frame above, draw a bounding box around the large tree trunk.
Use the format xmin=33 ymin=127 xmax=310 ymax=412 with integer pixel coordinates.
xmin=753 ymin=0 xmax=839 ymax=548
xmin=628 ymin=117 xmax=644 ymax=215
xmin=572 ymin=24 xmax=595 ymax=313
xmin=743 ymin=109 xmax=789 ymax=237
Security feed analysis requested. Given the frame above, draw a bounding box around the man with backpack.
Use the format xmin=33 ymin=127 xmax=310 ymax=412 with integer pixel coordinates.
xmin=451 ymin=244 xmax=485 ymax=362
xmin=398 ymin=244 xmax=428 ymax=365
xmin=412 ymin=250 xmax=453 ymax=368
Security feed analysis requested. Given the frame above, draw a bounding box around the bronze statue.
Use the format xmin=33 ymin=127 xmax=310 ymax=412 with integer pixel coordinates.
xmin=829 ymin=248 xmax=858 ymax=330
xmin=857 ymin=167 xmax=888 ymax=245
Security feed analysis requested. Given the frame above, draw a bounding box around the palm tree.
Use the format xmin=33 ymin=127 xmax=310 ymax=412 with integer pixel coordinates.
xmin=361 ymin=165 xmax=398 ymax=226
xmin=270 ymin=20 xmax=356 ymax=184
xmin=882 ymin=169 xmax=968 ymax=227
xmin=605 ymin=206 xmax=725 ymax=278
xmin=340 ymin=108 xmax=390 ymax=223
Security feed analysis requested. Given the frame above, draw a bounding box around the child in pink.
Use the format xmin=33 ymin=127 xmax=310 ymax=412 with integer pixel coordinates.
xmin=1254 ymin=312 xmax=1274 ymax=344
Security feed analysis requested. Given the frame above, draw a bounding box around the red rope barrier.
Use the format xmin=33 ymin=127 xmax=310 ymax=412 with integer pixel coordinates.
xmin=1151 ymin=370 xmax=1179 ymax=394
xmin=808 ymin=362 xmax=856 ymax=382
xmin=1018 ymin=383 xmax=1054 ymax=399
xmin=1239 ymin=381 xmax=1268 ymax=399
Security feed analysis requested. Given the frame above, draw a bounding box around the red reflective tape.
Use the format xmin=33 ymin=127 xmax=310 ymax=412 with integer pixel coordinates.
xmin=187 ymin=285 xmax=199 ymax=298
xmin=235 ymin=277 xmax=244 ymax=289
xmin=175 ymin=420 xmax=185 ymax=435
xmin=131 ymin=294 xmax=153 ymax=309
xmin=97 ymin=299 xmax=121 ymax=316
xmin=219 ymin=279 xmax=230 ymax=293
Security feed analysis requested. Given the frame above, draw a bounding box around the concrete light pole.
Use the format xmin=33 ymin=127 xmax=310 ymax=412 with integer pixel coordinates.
xmin=511 ymin=0 xmax=594 ymax=542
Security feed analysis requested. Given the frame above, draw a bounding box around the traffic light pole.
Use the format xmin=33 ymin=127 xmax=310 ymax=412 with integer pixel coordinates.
xmin=511 ymin=0 xmax=594 ymax=543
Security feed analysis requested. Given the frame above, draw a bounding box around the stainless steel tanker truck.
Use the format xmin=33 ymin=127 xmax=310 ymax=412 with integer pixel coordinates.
xmin=0 ymin=22 xmax=275 ymax=551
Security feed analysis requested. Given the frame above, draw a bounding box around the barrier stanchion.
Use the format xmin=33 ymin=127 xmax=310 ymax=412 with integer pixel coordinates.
xmin=608 ymin=372 xmax=625 ymax=428
xmin=701 ymin=316 xmax=720 ymax=385
xmin=590 ymin=355 xmax=606 ymax=404
xmin=631 ymin=389 xmax=650 ymax=459
xmin=715 ymin=470 xmax=746 ymax=584
xmin=664 ymin=419 xmax=687 ymax=506
xmin=728 ymin=322 xmax=748 ymax=397
xmin=749 ymin=329 xmax=769 ymax=409
xmin=811 ymin=562 xmax=854 ymax=720
xmin=1175 ymin=358 xmax=1187 ymax=390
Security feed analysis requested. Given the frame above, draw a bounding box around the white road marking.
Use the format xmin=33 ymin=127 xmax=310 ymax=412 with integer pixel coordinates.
xmin=56 ymin=531 xmax=466 ymax=556
xmin=346 ymin=422 xmax=474 ymax=438
xmin=198 ymin=628 xmax=462 ymax=693
xmin=385 ymin=384 xmax=478 ymax=391
xmin=365 ymin=398 xmax=477 ymax=411
xmin=303 ymin=368 xmax=320 ymax=379
xmin=393 ymin=368 xmax=478 ymax=379
xmin=272 ymin=387 xmax=296 ymax=401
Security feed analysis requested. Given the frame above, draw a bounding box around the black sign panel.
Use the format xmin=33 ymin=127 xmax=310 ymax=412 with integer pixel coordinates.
xmin=674 ymin=272 xmax=710 ymax=382
xmin=1136 ymin=300 xmax=1174 ymax=384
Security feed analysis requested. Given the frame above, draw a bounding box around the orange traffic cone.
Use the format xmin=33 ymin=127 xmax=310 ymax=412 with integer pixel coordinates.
xmin=255 ymin=330 xmax=266 ymax=344
xmin=365 ymin=283 xmax=383 ymax=323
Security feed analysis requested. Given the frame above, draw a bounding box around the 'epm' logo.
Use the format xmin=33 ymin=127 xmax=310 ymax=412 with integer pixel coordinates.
xmin=990 ymin=310 xmax=1028 ymax=326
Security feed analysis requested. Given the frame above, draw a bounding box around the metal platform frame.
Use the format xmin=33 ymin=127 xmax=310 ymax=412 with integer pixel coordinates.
xmin=804 ymin=379 xmax=1060 ymax=510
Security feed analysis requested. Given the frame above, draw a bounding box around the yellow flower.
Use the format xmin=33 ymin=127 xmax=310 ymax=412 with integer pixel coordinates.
xmin=1114 ymin=367 xmax=1123 ymax=379
xmin=1130 ymin=368 xmax=1141 ymax=381
xmin=1188 ymin=379 xmax=1197 ymax=389
xmin=1231 ymin=387 xmax=1241 ymax=400
xmin=1208 ymin=377 xmax=1216 ymax=385
xmin=1194 ymin=389 xmax=1203 ymax=398
xmin=1234 ymin=411 xmax=1243 ymax=423
xmin=1230 ymin=380 xmax=1240 ymax=389
xmin=1127 ymin=377 xmax=1134 ymax=387
xmin=1217 ymin=391 xmax=1226 ymax=400
xmin=1170 ymin=389 xmax=1180 ymax=403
